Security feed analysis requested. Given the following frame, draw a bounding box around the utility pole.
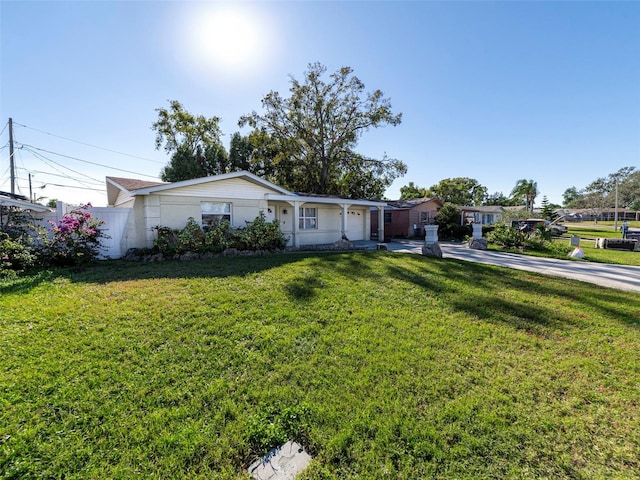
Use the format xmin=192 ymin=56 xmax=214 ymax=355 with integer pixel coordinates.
xmin=614 ymin=177 xmax=619 ymax=232
xmin=29 ymin=173 xmax=33 ymax=203
xmin=8 ymin=117 xmax=15 ymax=195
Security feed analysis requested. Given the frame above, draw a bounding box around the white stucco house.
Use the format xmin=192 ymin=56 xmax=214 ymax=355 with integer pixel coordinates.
xmin=106 ymin=171 xmax=386 ymax=252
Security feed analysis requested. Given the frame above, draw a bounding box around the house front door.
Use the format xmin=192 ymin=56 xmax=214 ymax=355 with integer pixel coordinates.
xmin=278 ymin=206 xmax=292 ymax=233
xmin=266 ymin=206 xmax=276 ymax=223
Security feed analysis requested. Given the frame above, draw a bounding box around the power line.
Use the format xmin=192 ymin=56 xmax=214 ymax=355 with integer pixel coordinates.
xmin=15 ymin=167 xmax=103 ymax=185
xmin=12 ymin=121 xmax=165 ymax=165
xmin=39 ymin=183 xmax=106 ymax=193
xmin=0 ymin=120 xmax=7 ymax=138
xmin=19 ymin=143 xmax=162 ymax=179
xmin=20 ymin=145 xmax=103 ymax=184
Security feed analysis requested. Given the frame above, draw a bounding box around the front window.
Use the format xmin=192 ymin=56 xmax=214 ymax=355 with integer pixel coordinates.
xmin=201 ymin=202 xmax=231 ymax=226
xmin=384 ymin=212 xmax=392 ymax=224
xmin=419 ymin=212 xmax=429 ymax=224
xmin=299 ymin=207 xmax=317 ymax=229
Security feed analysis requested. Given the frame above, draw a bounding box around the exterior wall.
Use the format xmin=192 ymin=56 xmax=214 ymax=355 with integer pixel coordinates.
xmin=387 ymin=210 xmax=411 ymax=238
xmin=372 ymin=202 xmax=440 ymax=240
xmin=126 ymin=200 xmax=149 ymax=251
xmin=469 ymin=212 xmax=502 ymax=225
xmin=408 ymin=202 xmax=439 ymax=233
xmin=371 ymin=209 xmax=409 ymax=240
xmin=114 ymin=190 xmax=135 ymax=207
xmin=157 ymin=178 xmax=276 ymax=199
xmin=295 ymin=203 xmax=343 ymax=245
xmin=276 ymin=203 xmax=370 ymax=246
xmin=156 ymin=195 xmax=266 ymax=230
xmin=119 ymin=176 xmax=380 ymax=250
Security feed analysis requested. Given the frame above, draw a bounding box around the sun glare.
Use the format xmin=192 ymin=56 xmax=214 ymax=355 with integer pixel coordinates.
xmin=180 ymin=5 xmax=271 ymax=79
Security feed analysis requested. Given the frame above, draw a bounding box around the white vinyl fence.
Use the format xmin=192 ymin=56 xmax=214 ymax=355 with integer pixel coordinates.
xmin=38 ymin=202 xmax=132 ymax=259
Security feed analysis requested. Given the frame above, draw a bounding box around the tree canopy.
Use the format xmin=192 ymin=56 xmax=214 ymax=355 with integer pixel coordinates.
xmin=561 ymin=167 xmax=639 ymax=210
xmin=425 ymin=177 xmax=487 ymax=206
xmin=239 ymin=62 xmax=406 ymax=198
xmin=152 ymin=100 xmax=229 ymax=182
xmin=399 ymin=182 xmax=429 ymax=200
xmin=484 ymin=191 xmax=517 ymax=206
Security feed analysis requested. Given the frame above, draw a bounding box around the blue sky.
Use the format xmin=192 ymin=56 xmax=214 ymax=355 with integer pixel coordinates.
xmin=1 ymin=1 xmax=638 ymax=207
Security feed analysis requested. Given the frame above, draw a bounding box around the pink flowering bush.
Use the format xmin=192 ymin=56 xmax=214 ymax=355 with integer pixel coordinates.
xmin=45 ymin=204 xmax=107 ymax=266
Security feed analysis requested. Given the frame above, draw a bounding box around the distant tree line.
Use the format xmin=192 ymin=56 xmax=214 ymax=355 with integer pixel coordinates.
xmin=397 ymin=168 xmax=639 ymax=213
xmin=562 ymin=167 xmax=639 ymax=212
xmin=399 ymin=177 xmax=542 ymax=211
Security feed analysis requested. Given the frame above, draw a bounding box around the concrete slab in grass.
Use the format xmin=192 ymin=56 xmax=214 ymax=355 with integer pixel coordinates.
xmin=248 ymin=441 xmax=312 ymax=480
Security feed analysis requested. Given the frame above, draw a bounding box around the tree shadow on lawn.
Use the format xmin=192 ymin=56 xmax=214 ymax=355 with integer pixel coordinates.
xmin=385 ymin=255 xmax=640 ymax=332
xmin=0 ymin=269 xmax=61 ymax=295
xmin=0 ymin=251 xmax=378 ymax=296
xmin=3 ymin=251 xmax=638 ymax=330
xmin=0 ymin=252 xmax=318 ymax=294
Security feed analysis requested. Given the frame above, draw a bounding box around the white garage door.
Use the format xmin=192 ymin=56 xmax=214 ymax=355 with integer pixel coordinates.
xmin=347 ymin=210 xmax=366 ymax=241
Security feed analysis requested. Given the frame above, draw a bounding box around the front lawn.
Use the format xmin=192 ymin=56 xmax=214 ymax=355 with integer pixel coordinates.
xmin=2 ymin=252 xmax=639 ymax=478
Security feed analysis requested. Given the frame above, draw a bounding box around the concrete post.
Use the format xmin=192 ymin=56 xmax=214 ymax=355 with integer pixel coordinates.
xmin=472 ymin=223 xmax=482 ymax=239
xmin=424 ymin=225 xmax=439 ymax=245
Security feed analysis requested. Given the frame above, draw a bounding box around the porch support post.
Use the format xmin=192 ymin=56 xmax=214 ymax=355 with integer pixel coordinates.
xmin=292 ymin=201 xmax=301 ymax=248
xmin=341 ymin=204 xmax=349 ymax=239
xmin=377 ymin=206 xmax=385 ymax=242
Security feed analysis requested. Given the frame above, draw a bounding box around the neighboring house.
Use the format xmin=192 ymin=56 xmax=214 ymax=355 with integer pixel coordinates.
xmin=556 ymin=208 xmax=640 ymax=222
xmin=458 ymin=205 xmax=504 ymax=225
xmin=0 ymin=191 xmax=52 ymax=227
xmin=371 ymin=198 xmax=442 ymax=240
xmin=106 ymin=171 xmax=386 ymax=252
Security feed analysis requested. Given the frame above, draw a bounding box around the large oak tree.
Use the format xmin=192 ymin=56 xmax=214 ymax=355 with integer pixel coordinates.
xmin=239 ymin=62 xmax=406 ymax=198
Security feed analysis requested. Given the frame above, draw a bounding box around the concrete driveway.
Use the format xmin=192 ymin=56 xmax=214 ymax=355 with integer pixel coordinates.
xmin=379 ymin=240 xmax=640 ymax=293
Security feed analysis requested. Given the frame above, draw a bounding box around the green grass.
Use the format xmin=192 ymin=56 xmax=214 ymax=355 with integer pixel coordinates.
xmin=2 ymin=253 xmax=640 ymax=479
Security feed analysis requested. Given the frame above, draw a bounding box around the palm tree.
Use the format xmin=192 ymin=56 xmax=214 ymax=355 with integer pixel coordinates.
xmin=510 ymin=179 xmax=538 ymax=213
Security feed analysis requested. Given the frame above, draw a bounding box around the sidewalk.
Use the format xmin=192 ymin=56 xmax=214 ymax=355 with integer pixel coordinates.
xmin=357 ymin=239 xmax=640 ymax=292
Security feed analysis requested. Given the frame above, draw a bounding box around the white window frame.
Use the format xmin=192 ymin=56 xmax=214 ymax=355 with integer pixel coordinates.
xmin=201 ymin=202 xmax=231 ymax=226
xmin=299 ymin=207 xmax=317 ymax=230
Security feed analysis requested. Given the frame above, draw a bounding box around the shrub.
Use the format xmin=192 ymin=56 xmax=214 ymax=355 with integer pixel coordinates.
xmin=152 ymin=213 xmax=288 ymax=257
xmin=153 ymin=226 xmax=180 ymax=256
xmin=434 ymin=203 xmax=472 ymax=241
xmin=0 ymin=208 xmax=46 ymax=277
xmin=487 ymin=222 xmax=556 ymax=252
xmin=44 ymin=205 xmax=107 ymax=266
xmin=486 ymin=223 xmax=527 ymax=249
xmin=177 ymin=217 xmax=207 ymax=253
xmin=204 ymin=219 xmax=233 ymax=253
xmin=235 ymin=212 xmax=288 ymax=251
xmin=524 ymin=224 xmax=552 ymax=251
xmin=0 ymin=233 xmax=38 ymax=278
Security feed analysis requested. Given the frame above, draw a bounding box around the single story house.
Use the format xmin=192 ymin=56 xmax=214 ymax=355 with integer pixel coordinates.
xmin=556 ymin=208 xmax=640 ymax=222
xmin=371 ymin=198 xmax=442 ymax=240
xmin=458 ymin=205 xmax=504 ymax=225
xmin=106 ymin=171 xmax=387 ymax=251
